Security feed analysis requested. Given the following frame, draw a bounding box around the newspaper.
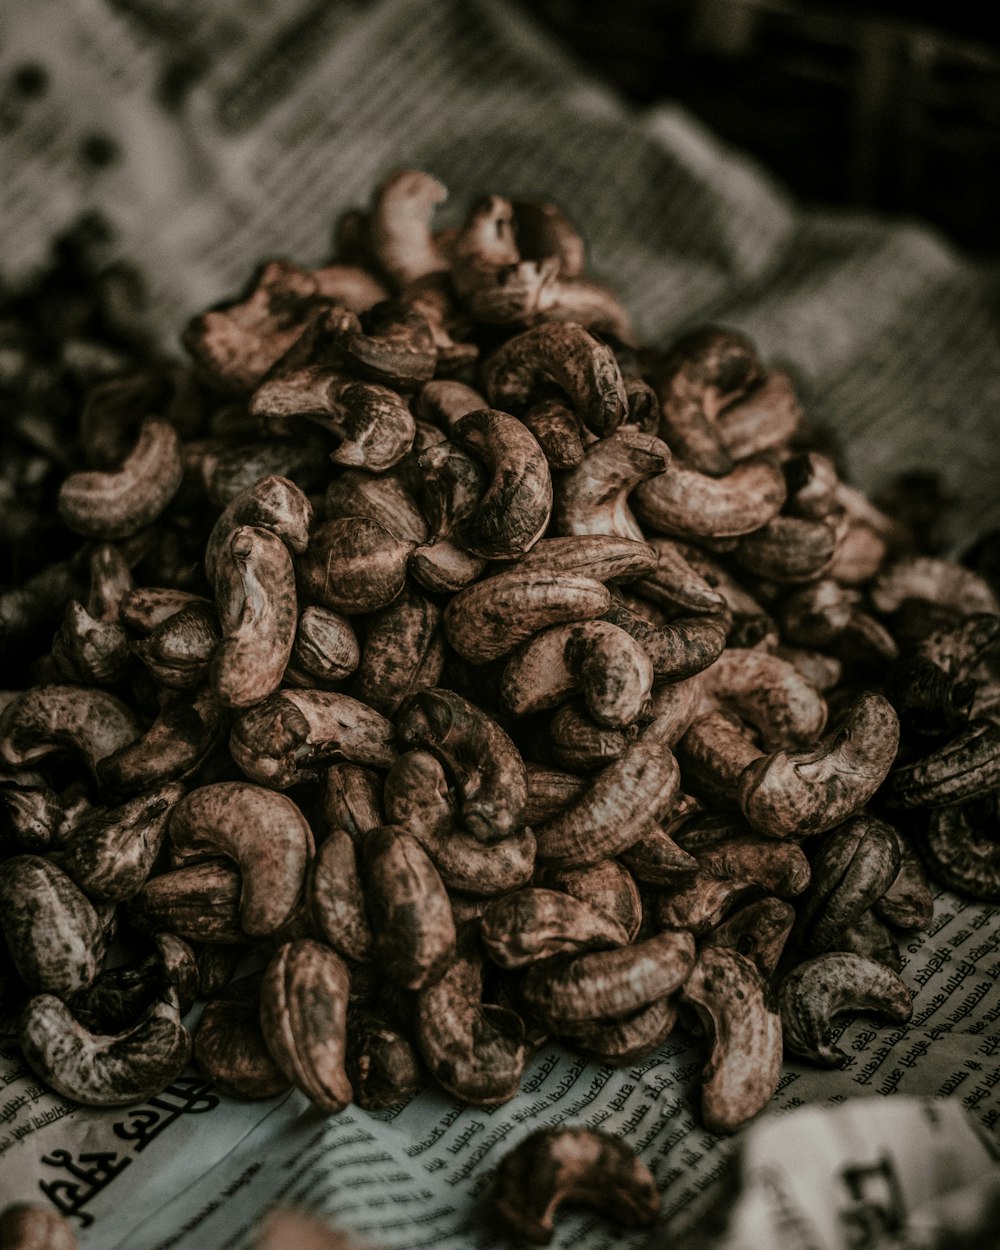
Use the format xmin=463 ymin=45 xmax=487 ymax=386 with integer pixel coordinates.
xmin=3 ymin=0 xmax=1000 ymax=1246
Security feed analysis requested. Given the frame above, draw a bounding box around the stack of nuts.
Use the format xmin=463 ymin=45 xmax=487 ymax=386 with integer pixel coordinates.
xmin=2 ymin=171 xmax=1000 ymax=1153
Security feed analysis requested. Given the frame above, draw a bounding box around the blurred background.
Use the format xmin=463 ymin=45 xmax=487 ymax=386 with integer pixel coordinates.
xmin=519 ymin=0 xmax=1000 ymax=254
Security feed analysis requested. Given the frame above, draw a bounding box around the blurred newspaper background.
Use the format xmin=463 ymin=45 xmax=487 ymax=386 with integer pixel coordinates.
xmin=2 ymin=1 xmax=1000 ymax=1248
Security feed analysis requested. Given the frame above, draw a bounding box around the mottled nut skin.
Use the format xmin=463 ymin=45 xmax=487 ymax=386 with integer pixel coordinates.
xmin=259 ymin=939 xmax=353 ymax=1113
xmin=0 ymin=856 xmax=104 ymax=996
xmin=194 ymin=975 xmax=291 ymax=1100
xmin=297 ymin=517 xmax=412 ymax=615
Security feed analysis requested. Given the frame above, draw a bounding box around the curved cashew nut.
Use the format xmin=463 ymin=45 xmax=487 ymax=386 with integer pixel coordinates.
xmin=205 ymin=431 xmax=328 ymax=507
xmin=396 ymin=688 xmax=527 ymax=842
xmin=553 ymin=430 xmax=670 ymax=541
xmin=779 ymin=952 xmax=912 ymax=1065
xmin=182 ymin=259 xmax=321 ymax=391
xmin=58 ymin=418 xmax=183 ymax=540
xmin=370 ymin=169 xmax=449 ymax=287
xmin=57 ymin=781 xmax=186 ymax=903
xmin=521 ymin=928 xmax=695 ymax=1027
xmin=739 ymin=692 xmax=900 ymax=838
xmin=98 ymin=687 xmax=227 ymax=794
xmin=0 ymin=856 xmax=104 ymax=996
xmin=793 ymin=814 xmax=901 ymax=954
xmin=605 ymin=597 xmax=728 ymax=682
xmin=523 ymin=397 xmax=585 ymax=469
xmin=567 ymin=996 xmax=679 ymax=1065
xmin=320 ymin=302 xmax=437 ymax=388
xmin=701 ymin=648 xmax=828 ymax=749
xmin=324 ymin=468 xmax=428 ymax=544
xmin=501 ymin=620 xmax=653 ymax=727
xmin=169 ymin=782 xmax=313 ymax=936
xmin=364 ymin=824 xmax=456 ymax=989
xmin=632 ymin=455 xmax=787 ymax=539
xmin=483 ymin=322 xmax=627 ymax=437
xmin=655 ymin=873 xmax=763 ymax=935
xmin=211 ymin=525 xmax=296 ymax=709
xmin=922 ymin=799 xmax=1000 ymax=902
xmin=871 ymin=555 xmax=1000 ymax=616
xmin=715 ymin=368 xmax=802 ymax=460
xmin=618 ymin=825 xmax=698 ymax=883
xmin=193 ymin=974 xmax=290 ymax=1100
xmin=886 ymin=719 xmax=1000 ymax=809
xmin=287 ymin=605 xmax=360 ymax=685
xmin=492 ymin=1127 xmax=660 ymax=1245
xmin=443 ymin=569 xmax=610 ymax=663
xmin=119 ymin=586 xmax=209 ymax=633
xmin=19 ymin=989 xmax=191 ymax=1106
xmin=647 ymin=327 xmax=761 ymax=475
xmin=703 ymin=896 xmax=796 ymax=979
xmin=481 ymin=888 xmax=630 ymax=968
xmin=524 ymin=763 xmax=587 ymax=823
xmin=735 ymin=513 xmax=839 ymax=582
xmin=297 ymin=518 xmax=413 ymax=615
xmin=513 ymin=535 xmax=657 ymax=584
xmin=449 ymin=409 xmax=552 ymax=559
xmin=416 ymin=924 xmax=529 ymax=1107
xmin=680 ymin=946 xmax=782 ymax=1133
xmin=204 ymin=474 xmax=312 ymax=583
xmin=875 ymin=832 xmax=934 ymax=928
xmin=0 ymin=685 xmax=140 ymax=778
xmin=259 ymin=939 xmax=352 ymax=1113
xmin=230 ymin=689 xmax=396 ymax=789
xmin=130 ymin=860 xmax=243 ymax=944
xmin=322 ymin=763 xmax=383 ymax=839
xmin=52 ymin=599 xmax=130 ymax=686
xmin=353 ymin=587 xmax=444 ymax=716
xmin=133 ymin=600 xmax=220 ymax=688
xmin=684 ymin=829 xmax=811 ymax=898
xmin=307 ymin=829 xmax=371 ymax=963
xmin=633 ymin=538 xmax=730 ymax=615
xmin=346 ymin=1005 xmax=423 ymax=1111
xmin=549 ymin=702 xmax=640 ymax=772
xmin=536 ymin=731 xmax=680 ymax=865
xmin=536 ymin=859 xmax=643 ymax=941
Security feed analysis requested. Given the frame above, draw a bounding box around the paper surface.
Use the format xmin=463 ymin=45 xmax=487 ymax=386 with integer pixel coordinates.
xmin=2 ymin=0 xmax=1000 ymax=1247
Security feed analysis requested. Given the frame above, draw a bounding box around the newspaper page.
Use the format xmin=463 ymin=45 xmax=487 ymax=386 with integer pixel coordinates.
xmin=3 ymin=0 xmax=1000 ymax=1246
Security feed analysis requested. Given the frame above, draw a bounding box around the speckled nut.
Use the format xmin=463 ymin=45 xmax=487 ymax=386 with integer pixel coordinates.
xmin=536 ymin=859 xmax=643 ymax=941
xmin=296 ymin=517 xmax=413 ymax=615
xmin=395 ymin=688 xmax=527 ymax=842
xmin=739 ymin=692 xmax=900 ymax=839
xmin=352 ymin=587 xmax=445 ymax=716
xmin=680 ymin=826 xmax=811 ymax=898
xmin=779 ymin=952 xmax=912 ymax=1066
xmin=320 ymin=301 xmax=437 ymax=389
xmin=288 ymin=606 xmax=360 ymax=685
xmin=482 ymin=321 xmax=627 ymax=437
xmin=443 ymin=569 xmax=610 ymax=663
xmin=0 ymin=1203 xmax=78 ymax=1250
xmin=132 ymin=600 xmax=220 ymax=688
xmin=182 ymin=260 xmax=322 ymax=391
xmin=480 ymin=888 xmax=630 ymax=968
xmin=415 ymin=924 xmax=528 ymax=1106
xmin=548 ymin=702 xmax=641 ymax=772
xmin=618 ymin=824 xmax=698 ymax=884
xmin=193 ymin=974 xmax=291 ymax=1100
xmin=19 ymin=988 xmax=191 ymax=1106
xmin=512 ymin=535 xmax=658 ymax=584
xmin=566 ymin=995 xmax=679 ymax=1064
xmin=700 ymin=648 xmax=828 ymax=750
xmin=715 ymin=368 xmax=802 ymax=460
xmin=501 ymin=620 xmax=653 ymax=728
xmin=534 ymin=730 xmax=680 ymax=865
xmin=0 ymin=856 xmax=104 ymax=995
xmin=324 ymin=468 xmax=428 ymax=544
xmin=634 ymin=538 xmax=729 ymax=616
xmin=735 ymin=513 xmax=839 ymax=583
xmin=370 ymin=170 xmax=449 ymax=287
xmin=321 ymin=763 xmax=383 ymax=839
xmin=921 ymin=798 xmax=1000 ymax=902
xmin=307 ymin=828 xmax=371 ymax=962
xmin=97 ymin=687 xmax=226 ymax=794
xmin=58 ymin=418 xmax=183 ymax=540
xmin=875 ymin=833 xmax=934 ymax=928
xmin=363 ymin=824 xmax=455 ymax=989
xmin=871 ymin=555 xmax=1000 ymax=617
xmin=680 ymin=946 xmax=782 ymax=1133
xmin=655 ymin=873 xmax=762 ymax=936
xmin=55 ymin=781 xmax=185 ymax=902
xmin=130 ymin=860 xmax=243 ymax=944
xmin=523 ymin=397 xmax=586 ymax=469
xmin=632 ymin=455 xmax=787 ymax=539
xmin=345 ymin=1004 xmax=423 ymax=1110
xmin=51 ymin=598 xmax=130 ymax=687
xmin=449 ymin=408 xmax=552 ymax=559
xmin=230 ymin=689 xmax=396 ymax=789
xmin=646 ymin=326 xmax=761 ymax=475
xmin=119 ymin=586 xmax=210 ymax=633
xmin=885 ymin=720 xmax=1000 ymax=809
xmin=702 ymin=896 xmax=796 ymax=979
xmin=204 ymin=474 xmax=313 ymax=583
xmin=604 ymin=597 xmax=728 ymax=682
xmin=492 ymin=1127 xmax=660 ymax=1246
xmin=211 ymin=525 xmax=297 ymax=709
xmin=259 ymin=939 xmax=352 ymax=1113
xmin=520 ymin=928 xmax=695 ymax=1028
xmin=169 ymin=782 xmax=314 ymax=936
xmin=0 ymin=685 xmax=141 ymax=779
xmin=553 ymin=430 xmax=671 ymax=542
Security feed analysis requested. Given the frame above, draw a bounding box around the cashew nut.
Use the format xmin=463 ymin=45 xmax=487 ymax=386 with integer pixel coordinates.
xmin=553 ymin=430 xmax=670 ymax=541
xmin=0 ymin=684 xmax=141 ymax=779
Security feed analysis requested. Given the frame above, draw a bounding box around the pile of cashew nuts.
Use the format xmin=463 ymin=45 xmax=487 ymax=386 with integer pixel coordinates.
xmin=2 ymin=171 xmax=1000 ymax=1206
